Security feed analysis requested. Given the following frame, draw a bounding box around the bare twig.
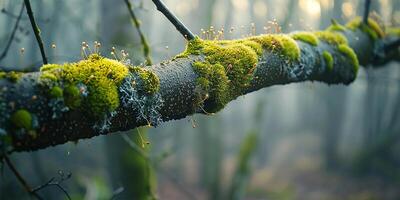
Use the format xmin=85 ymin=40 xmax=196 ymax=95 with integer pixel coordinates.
xmin=24 ymin=0 xmax=48 ymax=64
xmin=0 ymin=3 xmax=24 ymax=62
xmin=32 ymin=170 xmax=72 ymax=200
xmin=3 ymin=155 xmax=43 ymax=200
xmin=363 ymin=0 xmax=371 ymax=24
xmin=124 ymin=0 xmax=153 ymax=65
xmin=151 ymin=0 xmax=195 ymax=40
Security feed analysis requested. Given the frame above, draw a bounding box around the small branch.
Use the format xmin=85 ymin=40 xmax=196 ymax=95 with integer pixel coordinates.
xmin=24 ymin=0 xmax=48 ymax=64
xmin=0 ymin=3 xmax=24 ymax=62
xmin=363 ymin=0 xmax=371 ymax=24
xmin=124 ymin=0 xmax=153 ymax=65
xmin=32 ymin=171 xmax=72 ymax=200
xmin=151 ymin=0 xmax=195 ymax=40
xmin=3 ymin=156 xmax=43 ymax=200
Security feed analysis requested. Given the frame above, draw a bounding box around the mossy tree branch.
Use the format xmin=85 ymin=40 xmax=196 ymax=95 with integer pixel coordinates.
xmin=0 ymin=18 xmax=399 ymax=154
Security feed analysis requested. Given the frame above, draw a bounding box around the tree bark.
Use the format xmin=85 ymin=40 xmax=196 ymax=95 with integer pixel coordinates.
xmin=0 ymin=21 xmax=399 ymax=153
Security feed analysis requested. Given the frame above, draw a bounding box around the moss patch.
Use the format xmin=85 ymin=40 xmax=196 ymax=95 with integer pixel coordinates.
xmin=327 ymin=20 xmax=347 ymax=32
xmin=39 ymin=54 xmax=129 ymax=118
xmin=0 ymin=71 xmax=23 ymax=83
xmin=338 ymin=44 xmax=359 ymax=73
xmin=314 ymin=31 xmax=348 ymax=46
xmin=291 ymin=32 xmax=319 ymax=46
xmin=178 ymin=35 xmax=301 ymax=112
xmin=346 ymin=17 xmax=385 ymax=40
xmin=322 ymin=51 xmax=334 ymax=71
xmin=49 ymin=86 xmax=63 ymax=98
xmin=11 ymin=109 xmax=32 ymax=130
xmin=129 ymin=67 xmax=160 ymax=95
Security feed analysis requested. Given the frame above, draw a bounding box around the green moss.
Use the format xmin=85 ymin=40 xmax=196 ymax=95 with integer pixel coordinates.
xmin=129 ymin=67 xmax=160 ymax=95
xmin=192 ymin=62 xmax=229 ymax=112
xmin=249 ymin=34 xmax=300 ymax=60
xmin=346 ymin=17 xmax=385 ymax=40
xmin=177 ymin=35 xmax=301 ymax=112
xmin=326 ymin=19 xmax=347 ymax=32
xmin=175 ymin=36 xmax=205 ymax=58
xmin=40 ymin=72 xmax=58 ymax=82
xmin=40 ymin=64 xmax=62 ymax=72
xmin=0 ymin=71 xmax=23 ymax=82
xmin=11 ymin=109 xmax=32 ymax=130
xmin=64 ymin=85 xmax=82 ymax=109
xmin=49 ymin=86 xmax=63 ymax=98
xmin=338 ymin=44 xmax=359 ymax=73
xmin=291 ymin=32 xmax=319 ymax=46
xmin=322 ymin=51 xmax=334 ymax=71
xmin=314 ymin=31 xmax=348 ymax=46
xmin=39 ymin=54 xmax=130 ymax=118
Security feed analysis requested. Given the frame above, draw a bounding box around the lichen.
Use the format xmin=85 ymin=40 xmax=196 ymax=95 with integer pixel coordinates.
xmin=346 ymin=17 xmax=385 ymax=40
xmin=322 ymin=51 xmax=334 ymax=71
xmin=119 ymin=72 xmax=163 ymax=127
xmin=314 ymin=31 xmax=348 ymax=46
xmin=338 ymin=44 xmax=359 ymax=73
xmin=291 ymin=32 xmax=319 ymax=46
xmin=10 ymin=109 xmax=32 ymax=130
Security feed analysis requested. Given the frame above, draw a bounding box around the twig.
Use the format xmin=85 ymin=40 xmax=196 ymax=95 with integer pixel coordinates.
xmin=151 ymin=0 xmax=195 ymax=40
xmin=363 ymin=0 xmax=371 ymax=24
xmin=24 ymin=0 xmax=48 ymax=64
xmin=3 ymin=155 xmax=44 ymax=200
xmin=0 ymin=3 xmax=24 ymax=61
xmin=124 ymin=0 xmax=153 ymax=65
xmin=32 ymin=171 xmax=72 ymax=200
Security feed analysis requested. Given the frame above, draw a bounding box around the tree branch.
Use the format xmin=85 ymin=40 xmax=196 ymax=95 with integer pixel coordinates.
xmin=363 ymin=0 xmax=371 ymax=24
xmin=124 ymin=0 xmax=153 ymax=65
xmin=0 ymin=3 xmax=24 ymax=62
xmin=24 ymin=0 xmax=48 ymax=64
xmin=151 ymin=0 xmax=195 ymax=40
xmin=4 ymin=155 xmax=43 ymax=200
xmin=0 ymin=18 xmax=398 ymax=153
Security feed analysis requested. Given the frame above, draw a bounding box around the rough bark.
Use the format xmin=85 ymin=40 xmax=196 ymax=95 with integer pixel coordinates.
xmin=0 ymin=19 xmax=399 ymax=153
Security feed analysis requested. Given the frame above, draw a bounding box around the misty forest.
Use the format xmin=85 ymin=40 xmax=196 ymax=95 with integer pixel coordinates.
xmin=0 ymin=0 xmax=400 ymax=199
